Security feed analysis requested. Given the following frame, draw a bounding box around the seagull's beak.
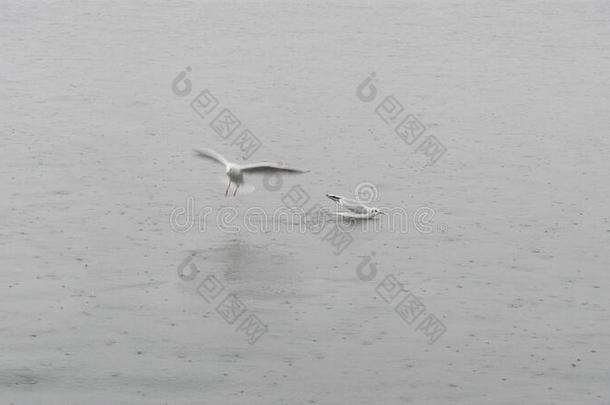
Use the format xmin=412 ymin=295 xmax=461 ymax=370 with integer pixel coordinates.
xmin=379 ymin=211 xmax=387 ymax=216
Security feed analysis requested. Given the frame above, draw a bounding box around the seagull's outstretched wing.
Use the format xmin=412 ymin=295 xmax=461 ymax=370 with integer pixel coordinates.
xmin=193 ymin=148 xmax=230 ymax=167
xmin=240 ymin=162 xmax=307 ymax=175
xmin=326 ymin=193 xmax=369 ymax=214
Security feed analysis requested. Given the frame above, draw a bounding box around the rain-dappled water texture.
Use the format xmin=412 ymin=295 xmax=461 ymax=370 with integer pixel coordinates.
xmin=2 ymin=1 xmax=609 ymax=404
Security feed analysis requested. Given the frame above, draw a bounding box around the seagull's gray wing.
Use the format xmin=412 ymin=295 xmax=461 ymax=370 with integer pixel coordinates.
xmin=325 ymin=193 xmax=369 ymax=214
xmin=240 ymin=162 xmax=307 ymax=175
xmin=193 ymin=148 xmax=230 ymax=167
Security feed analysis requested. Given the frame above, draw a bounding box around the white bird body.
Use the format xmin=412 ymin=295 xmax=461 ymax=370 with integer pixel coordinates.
xmin=193 ymin=148 xmax=307 ymax=196
xmin=335 ymin=211 xmax=380 ymax=220
xmin=326 ymin=193 xmax=384 ymax=219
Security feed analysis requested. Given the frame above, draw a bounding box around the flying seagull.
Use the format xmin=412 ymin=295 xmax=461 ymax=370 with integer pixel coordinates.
xmin=325 ymin=193 xmax=385 ymax=219
xmin=193 ymin=148 xmax=307 ymax=196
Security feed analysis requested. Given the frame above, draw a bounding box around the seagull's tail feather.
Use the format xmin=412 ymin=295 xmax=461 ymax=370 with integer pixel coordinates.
xmin=326 ymin=193 xmax=342 ymax=203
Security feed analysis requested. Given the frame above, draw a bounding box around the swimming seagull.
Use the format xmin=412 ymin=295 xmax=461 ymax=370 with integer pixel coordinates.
xmin=325 ymin=193 xmax=385 ymax=219
xmin=193 ymin=148 xmax=308 ymax=196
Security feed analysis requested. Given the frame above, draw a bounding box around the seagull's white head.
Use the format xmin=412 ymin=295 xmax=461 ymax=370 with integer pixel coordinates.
xmin=371 ymin=208 xmax=385 ymax=216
